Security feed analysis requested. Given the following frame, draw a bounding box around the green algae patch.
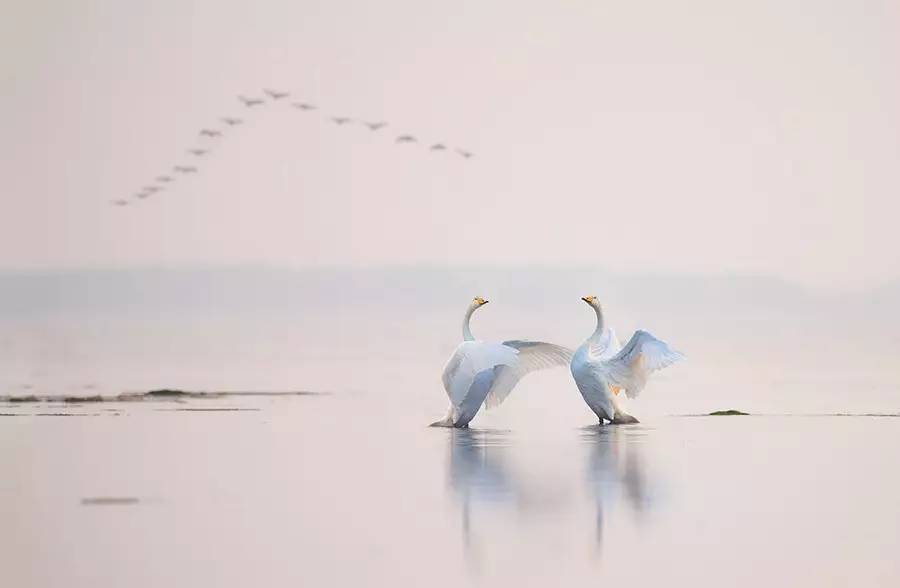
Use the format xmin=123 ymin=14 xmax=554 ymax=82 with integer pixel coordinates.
xmin=709 ymin=409 xmax=750 ymax=416
xmin=144 ymin=389 xmax=189 ymax=397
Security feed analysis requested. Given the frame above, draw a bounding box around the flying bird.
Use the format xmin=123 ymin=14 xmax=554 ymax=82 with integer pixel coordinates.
xmin=221 ymin=117 xmax=243 ymax=125
xmin=188 ymin=149 xmax=208 ymax=156
xmin=142 ymin=186 xmax=162 ymax=193
xmin=456 ymin=149 xmax=473 ymax=159
xmin=199 ymin=129 xmax=221 ymax=138
xmin=331 ymin=117 xmax=352 ymax=125
xmin=135 ymin=192 xmax=151 ymax=199
xmin=291 ymin=102 xmax=317 ymax=111
xmin=431 ymin=297 xmax=572 ymax=428
xmin=155 ymin=175 xmax=174 ymax=183
xmin=365 ymin=121 xmax=387 ymax=131
xmin=264 ymin=89 xmax=290 ymax=99
xmin=568 ymin=296 xmax=683 ymax=424
xmin=430 ymin=143 xmax=446 ymax=151
xmin=395 ymin=135 xmax=416 ymax=143
xmin=173 ymin=165 xmax=198 ymax=173
xmin=111 ymin=199 xmax=129 ymax=206
xmin=238 ymin=95 xmax=264 ymax=107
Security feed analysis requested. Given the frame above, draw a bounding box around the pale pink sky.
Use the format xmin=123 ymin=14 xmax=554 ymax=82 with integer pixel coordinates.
xmin=1 ymin=0 xmax=898 ymax=289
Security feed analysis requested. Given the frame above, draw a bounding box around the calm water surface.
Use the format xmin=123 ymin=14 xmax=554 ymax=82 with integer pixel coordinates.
xmin=1 ymin=307 xmax=899 ymax=586
xmin=2 ymin=393 xmax=899 ymax=587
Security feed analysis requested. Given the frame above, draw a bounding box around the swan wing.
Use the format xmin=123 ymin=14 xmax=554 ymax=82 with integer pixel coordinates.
xmin=483 ymin=341 xmax=573 ymax=409
xmin=442 ymin=341 xmax=518 ymax=410
xmin=587 ymin=327 xmax=622 ymax=360
xmin=603 ymin=330 xmax=683 ymax=398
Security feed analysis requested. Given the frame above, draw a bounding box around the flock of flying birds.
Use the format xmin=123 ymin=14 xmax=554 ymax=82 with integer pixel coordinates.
xmin=112 ymin=88 xmax=475 ymax=207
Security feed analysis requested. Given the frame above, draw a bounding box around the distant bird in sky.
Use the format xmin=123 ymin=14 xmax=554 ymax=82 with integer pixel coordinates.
xmin=238 ymin=95 xmax=264 ymax=107
xmin=112 ymin=90 xmax=481 ymax=211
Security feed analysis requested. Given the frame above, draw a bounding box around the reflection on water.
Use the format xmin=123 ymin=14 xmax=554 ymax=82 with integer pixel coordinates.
xmin=582 ymin=425 xmax=656 ymax=555
xmin=444 ymin=425 xmax=661 ymax=569
xmin=445 ymin=429 xmax=514 ymax=564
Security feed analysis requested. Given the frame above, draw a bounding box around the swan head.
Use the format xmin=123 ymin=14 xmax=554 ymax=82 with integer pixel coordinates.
xmin=581 ymin=295 xmax=600 ymax=308
xmin=471 ymin=296 xmax=489 ymax=309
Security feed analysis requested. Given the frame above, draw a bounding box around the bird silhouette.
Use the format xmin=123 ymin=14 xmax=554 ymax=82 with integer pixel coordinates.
xmin=430 ymin=143 xmax=446 ymax=151
xmin=188 ymin=149 xmax=208 ymax=156
xmin=173 ymin=165 xmax=198 ymax=173
xmin=221 ymin=117 xmax=243 ymax=125
xmin=292 ymin=102 xmax=317 ymax=111
xmin=142 ymin=186 xmax=162 ymax=193
xmin=135 ymin=192 xmax=151 ymax=199
xmin=155 ymin=175 xmax=174 ymax=183
xmin=331 ymin=117 xmax=352 ymax=125
xmin=199 ymin=129 xmax=222 ymax=138
xmin=238 ymin=95 xmax=264 ymax=107
xmin=365 ymin=121 xmax=388 ymax=131
xmin=456 ymin=149 xmax=473 ymax=159
xmin=396 ymin=135 xmax=417 ymax=143
xmin=264 ymin=89 xmax=290 ymax=99
xmin=111 ymin=199 xmax=129 ymax=206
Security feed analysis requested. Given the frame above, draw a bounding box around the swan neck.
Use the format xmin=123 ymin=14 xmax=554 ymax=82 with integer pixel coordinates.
xmin=588 ymin=305 xmax=605 ymax=342
xmin=462 ymin=306 xmax=477 ymax=341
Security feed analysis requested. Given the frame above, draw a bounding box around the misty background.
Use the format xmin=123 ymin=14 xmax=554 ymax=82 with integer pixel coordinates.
xmin=1 ymin=1 xmax=898 ymax=416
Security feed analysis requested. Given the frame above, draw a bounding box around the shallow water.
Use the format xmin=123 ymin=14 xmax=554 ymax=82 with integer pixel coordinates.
xmin=1 ymin=296 xmax=899 ymax=586
xmin=2 ymin=391 xmax=899 ymax=587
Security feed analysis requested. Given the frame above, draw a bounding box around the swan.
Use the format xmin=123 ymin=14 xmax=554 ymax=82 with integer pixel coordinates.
xmin=571 ymin=296 xmax=683 ymax=424
xmin=432 ymin=297 xmax=572 ymax=428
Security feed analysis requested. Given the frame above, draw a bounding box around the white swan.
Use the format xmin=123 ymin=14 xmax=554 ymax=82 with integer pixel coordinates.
xmin=571 ymin=296 xmax=683 ymax=424
xmin=432 ymin=297 xmax=573 ymax=428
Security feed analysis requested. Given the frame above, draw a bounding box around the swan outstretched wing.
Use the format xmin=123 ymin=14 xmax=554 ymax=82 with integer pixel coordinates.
xmin=442 ymin=341 xmax=518 ymax=410
xmin=603 ymin=330 xmax=683 ymax=398
xmin=483 ymin=341 xmax=573 ymax=409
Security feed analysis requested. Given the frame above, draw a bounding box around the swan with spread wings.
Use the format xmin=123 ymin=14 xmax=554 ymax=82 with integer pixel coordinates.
xmin=431 ymin=297 xmax=572 ymax=428
xmin=571 ymin=296 xmax=683 ymax=424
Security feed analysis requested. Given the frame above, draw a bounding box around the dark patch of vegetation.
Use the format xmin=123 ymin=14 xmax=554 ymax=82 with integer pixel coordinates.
xmin=145 ymin=389 xmax=189 ymax=397
xmin=6 ymin=395 xmax=41 ymax=403
xmin=709 ymin=409 xmax=750 ymax=416
xmin=63 ymin=395 xmax=105 ymax=403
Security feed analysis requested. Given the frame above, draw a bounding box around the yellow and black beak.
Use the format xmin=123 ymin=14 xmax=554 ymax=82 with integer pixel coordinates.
xmin=474 ymin=296 xmax=489 ymax=306
xmin=581 ymin=296 xmax=595 ymax=304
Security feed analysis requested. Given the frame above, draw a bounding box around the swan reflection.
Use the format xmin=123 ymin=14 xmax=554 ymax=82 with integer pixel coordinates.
xmin=582 ymin=425 xmax=656 ymax=553
xmin=443 ymin=425 xmax=661 ymax=568
xmin=445 ymin=429 xmax=514 ymax=561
